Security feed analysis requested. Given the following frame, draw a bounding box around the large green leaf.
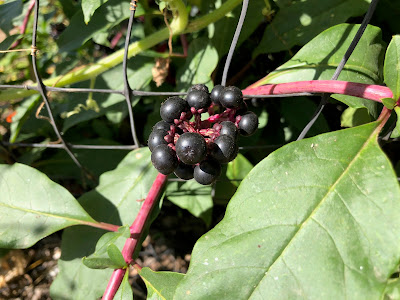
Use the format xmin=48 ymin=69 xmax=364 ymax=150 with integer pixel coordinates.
xmin=0 ymin=0 xmax=22 ymax=33
xmin=255 ymin=0 xmax=370 ymax=55
xmin=139 ymin=267 xmax=184 ymax=300
xmin=254 ymin=24 xmax=384 ymax=116
xmin=0 ymin=163 xmax=94 ymax=249
xmin=174 ymin=122 xmax=400 ymax=299
xmin=177 ymin=38 xmax=218 ymax=92
xmin=166 ymin=180 xmax=213 ymax=226
xmin=384 ymin=35 xmax=400 ymax=101
xmin=50 ymin=148 xmax=160 ymax=300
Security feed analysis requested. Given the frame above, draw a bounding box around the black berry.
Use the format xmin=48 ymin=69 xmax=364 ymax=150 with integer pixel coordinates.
xmin=238 ymin=111 xmax=258 ymax=136
xmin=236 ymin=100 xmax=248 ymax=115
xmin=174 ymin=162 xmax=194 ymax=180
xmin=210 ymin=85 xmax=225 ymax=106
xmin=175 ymin=132 xmax=207 ymax=165
xmin=160 ymin=96 xmax=189 ymax=123
xmin=220 ymin=121 xmax=238 ymax=140
xmin=194 ymin=159 xmax=221 ymax=185
xmin=186 ymin=90 xmax=211 ymax=110
xmin=153 ymin=120 xmax=171 ymax=132
xmin=148 ymin=129 xmax=168 ymax=152
xmin=151 ymin=144 xmax=178 ymax=175
xmin=210 ymin=135 xmax=237 ymax=163
xmin=220 ymin=86 xmax=243 ymax=108
xmin=188 ymin=84 xmax=209 ymax=94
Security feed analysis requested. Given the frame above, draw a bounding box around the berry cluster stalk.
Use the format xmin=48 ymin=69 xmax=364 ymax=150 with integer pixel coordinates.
xmin=102 ymin=173 xmax=168 ymax=300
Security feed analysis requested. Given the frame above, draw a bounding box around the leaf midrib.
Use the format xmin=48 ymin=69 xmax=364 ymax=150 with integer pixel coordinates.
xmin=248 ymin=122 xmax=380 ymax=299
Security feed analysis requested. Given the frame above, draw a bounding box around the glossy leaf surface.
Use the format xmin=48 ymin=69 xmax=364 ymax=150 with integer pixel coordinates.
xmin=384 ymin=35 xmax=400 ymax=101
xmin=0 ymin=163 xmax=94 ymax=249
xmin=174 ymin=122 xmax=400 ymax=299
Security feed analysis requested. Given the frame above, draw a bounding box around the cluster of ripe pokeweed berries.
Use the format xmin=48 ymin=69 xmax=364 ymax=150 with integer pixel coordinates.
xmin=148 ymin=84 xmax=258 ymax=185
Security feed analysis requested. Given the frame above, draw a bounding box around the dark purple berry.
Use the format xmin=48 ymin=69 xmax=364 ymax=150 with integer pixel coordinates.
xmin=188 ymin=84 xmax=209 ymax=94
xmin=174 ymin=162 xmax=194 ymax=180
xmin=220 ymin=121 xmax=238 ymax=140
xmin=210 ymin=135 xmax=237 ymax=163
xmin=220 ymin=86 xmax=243 ymax=108
xmin=186 ymin=90 xmax=211 ymax=110
xmin=175 ymin=132 xmax=207 ymax=165
xmin=160 ymin=96 xmax=189 ymax=123
xmin=148 ymin=129 xmax=168 ymax=152
xmin=194 ymin=159 xmax=221 ymax=185
xmin=151 ymin=144 xmax=178 ymax=175
xmin=153 ymin=120 xmax=171 ymax=132
xmin=236 ymin=100 xmax=248 ymax=115
xmin=210 ymin=85 xmax=225 ymax=105
xmin=238 ymin=111 xmax=258 ymax=136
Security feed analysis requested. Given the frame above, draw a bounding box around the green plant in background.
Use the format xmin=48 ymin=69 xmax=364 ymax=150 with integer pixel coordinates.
xmin=1 ymin=0 xmax=400 ymax=299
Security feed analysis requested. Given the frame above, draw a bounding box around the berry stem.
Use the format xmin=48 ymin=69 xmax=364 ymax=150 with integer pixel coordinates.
xmin=242 ymin=80 xmax=393 ymax=103
xmin=102 ymin=173 xmax=168 ymax=300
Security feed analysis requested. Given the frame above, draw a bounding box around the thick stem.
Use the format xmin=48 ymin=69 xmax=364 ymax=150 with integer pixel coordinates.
xmin=102 ymin=173 xmax=168 ymax=300
xmin=242 ymin=80 xmax=393 ymax=103
xmin=0 ymin=0 xmax=242 ymax=102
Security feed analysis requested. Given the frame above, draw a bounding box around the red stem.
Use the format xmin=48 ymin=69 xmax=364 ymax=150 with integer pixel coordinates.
xmin=242 ymin=80 xmax=393 ymax=103
xmin=10 ymin=0 xmax=35 ymax=50
xmin=102 ymin=173 xmax=168 ymax=300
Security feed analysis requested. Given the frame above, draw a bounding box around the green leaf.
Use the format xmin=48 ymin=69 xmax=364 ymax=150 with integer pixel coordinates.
xmin=0 ymin=34 xmax=20 ymax=58
xmin=226 ymin=153 xmax=253 ymax=187
xmin=174 ymin=122 xmax=400 ymax=299
xmin=51 ymin=148 xmax=161 ymax=300
xmin=0 ymin=163 xmax=94 ymax=249
xmin=383 ymin=277 xmax=400 ymax=299
xmin=255 ymin=0 xmax=370 ymax=55
xmin=391 ymin=106 xmax=400 ymax=138
xmin=384 ymin=35 xmax=400 ymax=101
xmin=254 ymin=24 xmax=385 ymax=116
xmin=57 ymin=0 xmax=144 ymax=53
xmin=177 ymin=38 xmax=218 ymax=92
xmin=0 ymin=0 xmax=22 ymax=33
xmin=381 ymin=97 xmax=397 ymax=110
xmin=166 ymin=180 xmax=213 ymax=226
xmin=114 ymin=270 xmax=133 ymax=300
xmin=139 ymin=267 xmax=184 ymax=300
xmin=82 ymin=226 xmax=130 ymax=269
xmin=82 ymin=0 xmax=110 ymax=24
xmin=107 ymin=244 xmax=126 ymax=268
xmin=340 ymin=107 xmax=371 ymax=128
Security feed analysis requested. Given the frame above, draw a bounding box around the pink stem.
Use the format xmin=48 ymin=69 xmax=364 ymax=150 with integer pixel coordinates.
xmin=242 ymin=80 xmax=394 ymax=103
xmin=102 ymin=173 xmax=168 ymax=300
xmin=10 ymin=0 xmax=35 ymax=50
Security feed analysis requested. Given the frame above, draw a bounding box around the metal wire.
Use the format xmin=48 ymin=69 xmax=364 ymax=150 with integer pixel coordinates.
xmin=296 ymin=0 xmax=380 ymax=140
xmin=220 ymin=0 xmax=249 ymax=86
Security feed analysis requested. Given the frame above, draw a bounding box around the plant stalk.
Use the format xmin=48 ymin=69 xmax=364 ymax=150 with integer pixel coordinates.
xmin=102 ymin=173 xmax=168 ymax=300
xmin=242 ymin=80 xmax=393 ymax=103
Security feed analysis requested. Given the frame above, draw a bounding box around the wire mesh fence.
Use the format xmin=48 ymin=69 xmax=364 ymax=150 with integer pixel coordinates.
xmin=0 ymin=0 xmax=380 ymax=182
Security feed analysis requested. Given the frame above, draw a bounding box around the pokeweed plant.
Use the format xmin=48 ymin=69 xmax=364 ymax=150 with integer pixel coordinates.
xmin=1 ymin=0 xmax=400 ymax=299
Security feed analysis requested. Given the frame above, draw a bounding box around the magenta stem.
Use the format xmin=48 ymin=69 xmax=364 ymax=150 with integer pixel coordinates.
xmin=242 ymin=80 xmax=393 ymax=102
xmin=102 ymin=173 xmax=168 ymax=300
xmin=10 ymin=0 xmax=35 ymax=49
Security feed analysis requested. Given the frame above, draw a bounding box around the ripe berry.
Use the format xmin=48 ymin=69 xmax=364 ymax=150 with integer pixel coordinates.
xmin=238 ymin=111 xmax=258 ymax=136
xmin=153 ymin=120 xmax=171 ymax=132
xmin=210 ymin=135 xmax=237 ymax=163
xmin=194 ymin=159 xmax=221 ymax=185
xmin=220 ymin=86 xmax=243 ymax=108
xmin=186 ymin=90 xmax=211 ymax=110
xmin=151 ymin=144 xmax=178 ymax=175
xmin=176 ymin=132 xmax=207 ymax=165
xmin=160 ymin=96 xmax=189 ymax=123
xmin=210 ymin=85 xmax=225 ymax=105
xmin=174 ymin=162 xmax=194 ymax=180
xmin=148 ymin=129 xmax=168 ymax=152
xmin=188 ymin=84 xmax=209 ymax=94
xmin=220 ymin=121 xmax=238 ymax=140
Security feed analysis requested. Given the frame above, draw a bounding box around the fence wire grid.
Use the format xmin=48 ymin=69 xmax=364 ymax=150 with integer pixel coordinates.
xmin=0 ymin=0 xmax=380 ymax=182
